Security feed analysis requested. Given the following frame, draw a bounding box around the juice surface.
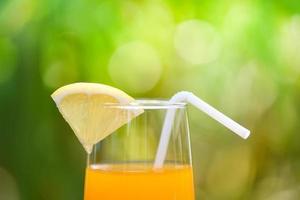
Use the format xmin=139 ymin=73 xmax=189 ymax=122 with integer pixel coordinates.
xmin=84 ymin=164 xmax=195 ymax=200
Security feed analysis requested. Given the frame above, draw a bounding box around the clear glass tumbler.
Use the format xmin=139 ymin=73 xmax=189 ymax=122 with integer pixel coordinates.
xmin=84 ymin=100 xmax=195 ymax=200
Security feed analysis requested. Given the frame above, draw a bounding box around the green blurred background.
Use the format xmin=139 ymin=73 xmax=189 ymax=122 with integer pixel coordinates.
xmin=1 ymin=0 xmax=300 ymax=199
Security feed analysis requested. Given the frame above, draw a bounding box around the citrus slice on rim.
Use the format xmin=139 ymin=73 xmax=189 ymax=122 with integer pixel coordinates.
xmin=51 ymin=82 xmax=143 ymax=153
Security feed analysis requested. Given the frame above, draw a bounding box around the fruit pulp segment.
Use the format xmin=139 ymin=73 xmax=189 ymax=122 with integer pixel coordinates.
xmin=84 ymin=164 xmax=195 ymax=200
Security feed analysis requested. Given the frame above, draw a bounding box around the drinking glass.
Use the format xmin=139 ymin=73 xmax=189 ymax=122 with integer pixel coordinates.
xmin=84 ymin=100 xmax=195 ymax=200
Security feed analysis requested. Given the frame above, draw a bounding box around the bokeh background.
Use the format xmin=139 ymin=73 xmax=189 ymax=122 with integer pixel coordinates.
xmin=1 ymin=0 xmax=300 ymax=199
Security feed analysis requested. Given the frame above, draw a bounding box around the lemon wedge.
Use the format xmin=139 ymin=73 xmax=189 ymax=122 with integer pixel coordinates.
xmin=51 ymin=82 xmax=143 ymax=153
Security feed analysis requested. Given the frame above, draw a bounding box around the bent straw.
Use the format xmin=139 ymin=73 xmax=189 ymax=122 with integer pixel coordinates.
xmin=154 ymin=91 xmax=250 ymax=168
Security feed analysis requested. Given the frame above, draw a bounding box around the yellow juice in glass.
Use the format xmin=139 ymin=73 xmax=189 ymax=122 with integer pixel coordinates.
xmin=84 ymin=164 xmax=195 ymax=200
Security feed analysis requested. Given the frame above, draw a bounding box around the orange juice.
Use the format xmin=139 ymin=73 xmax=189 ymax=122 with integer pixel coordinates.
xmin=84 ymin=164 xmax=195 ymax=200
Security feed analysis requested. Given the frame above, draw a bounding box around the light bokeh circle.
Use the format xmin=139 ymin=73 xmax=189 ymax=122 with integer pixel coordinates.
xmin=0 ymin=168 xmax=19 ymax=200
xmin=174 ymin=19 xmax=222 ymax=65
xmin=108 ymin=41 xmax=162 ymax=94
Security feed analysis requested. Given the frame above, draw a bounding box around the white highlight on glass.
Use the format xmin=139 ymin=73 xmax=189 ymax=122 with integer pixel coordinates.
xmin=154 ymin=91 xmax=250 ymax=168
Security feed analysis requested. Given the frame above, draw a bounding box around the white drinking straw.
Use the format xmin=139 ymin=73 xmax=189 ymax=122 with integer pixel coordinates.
xmin=154 ymin=91 xmax=250 ymax=168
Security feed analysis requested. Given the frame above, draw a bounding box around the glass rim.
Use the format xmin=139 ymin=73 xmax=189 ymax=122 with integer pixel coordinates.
xmin=104 ymin=99 xmax=187 ymax=109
